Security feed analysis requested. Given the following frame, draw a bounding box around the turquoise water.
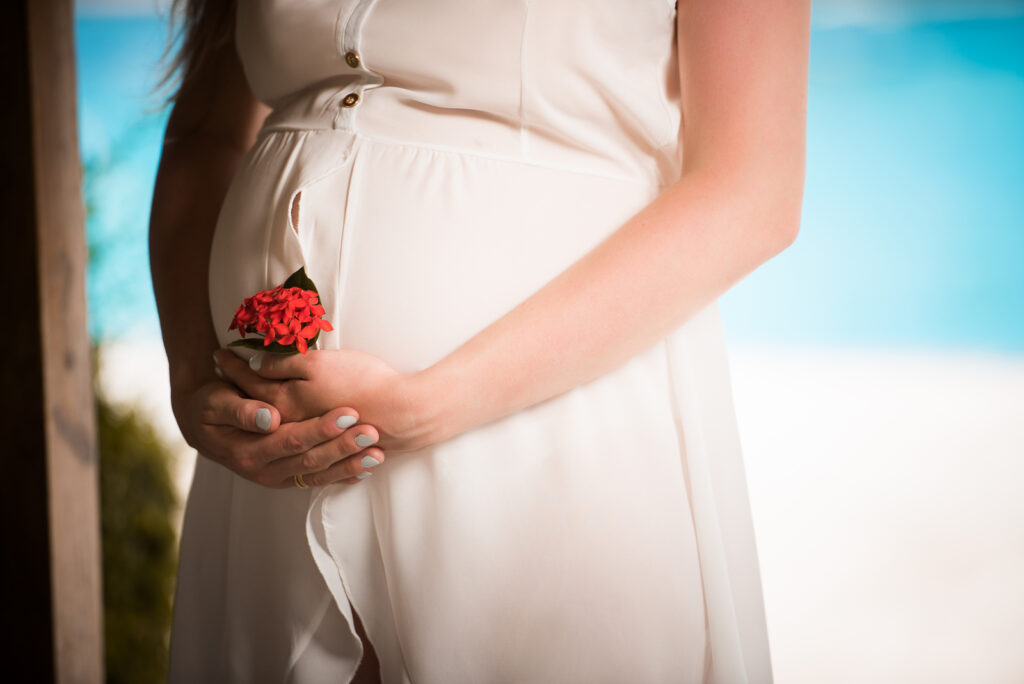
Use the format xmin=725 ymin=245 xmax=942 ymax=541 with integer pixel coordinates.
xmin=720 ymin=15 xmax=1024 ymax=352
xmin=76 ymin=12 xmax=1024 ymax=352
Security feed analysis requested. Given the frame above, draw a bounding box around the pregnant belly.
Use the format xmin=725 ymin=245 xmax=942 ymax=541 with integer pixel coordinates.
xmin=210 ymin=130 xmax=662 ymax=373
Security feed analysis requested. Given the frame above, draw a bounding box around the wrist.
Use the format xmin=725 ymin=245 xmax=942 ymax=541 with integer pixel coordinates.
xmin=394 ymin=364 xmax=468 ymax=449
xmin=168 ymin=354 xmax=219 ymax=402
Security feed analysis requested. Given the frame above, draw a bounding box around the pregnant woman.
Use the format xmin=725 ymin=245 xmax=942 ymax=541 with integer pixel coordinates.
xmin=151 ymin=0 xmax=809 ymax=682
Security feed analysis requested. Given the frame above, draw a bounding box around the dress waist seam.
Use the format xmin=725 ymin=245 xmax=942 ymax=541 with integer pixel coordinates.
xmin=256 ymin=124 xmax=670 ymax=191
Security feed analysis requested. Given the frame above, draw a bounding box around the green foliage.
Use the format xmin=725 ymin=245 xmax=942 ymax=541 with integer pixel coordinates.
xmin=226 ymin=336 xmax=301 ymax=354
xmin=96 ymin=371 xmax=179 ymax=684
xmin=283 ymin=265 xmax=320 ymax=296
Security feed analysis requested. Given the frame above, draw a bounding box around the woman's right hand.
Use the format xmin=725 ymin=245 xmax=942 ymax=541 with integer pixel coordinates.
xmin=171 ymin=379 xmax=386 ymax=489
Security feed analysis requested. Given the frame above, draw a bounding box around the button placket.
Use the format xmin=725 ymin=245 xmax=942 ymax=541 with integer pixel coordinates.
xmin=333 ymin=0 xmax=383 ymax=129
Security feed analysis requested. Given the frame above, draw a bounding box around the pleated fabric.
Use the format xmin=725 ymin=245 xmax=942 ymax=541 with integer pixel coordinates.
xmin=168 ymin=1 xmax=772 ymax=682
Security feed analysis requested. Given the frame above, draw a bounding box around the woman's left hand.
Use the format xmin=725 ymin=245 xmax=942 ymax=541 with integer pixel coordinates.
xmin=212 ymin=347 xmax=437 ymax=454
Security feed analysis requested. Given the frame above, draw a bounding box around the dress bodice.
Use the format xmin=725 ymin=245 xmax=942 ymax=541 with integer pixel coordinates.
xmin=236 ymin=0 xmax=683 ymax=186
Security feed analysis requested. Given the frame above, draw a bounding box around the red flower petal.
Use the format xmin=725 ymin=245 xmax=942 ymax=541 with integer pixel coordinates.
xmin=232 ymin=277 xmax=330 ymax=352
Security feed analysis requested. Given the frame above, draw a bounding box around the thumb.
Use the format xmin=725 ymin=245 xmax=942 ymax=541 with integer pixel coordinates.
xmin=249 ymin=349 xmax=311 ymax=381
xmin=205 ymin=385 xmax=282 ymax=433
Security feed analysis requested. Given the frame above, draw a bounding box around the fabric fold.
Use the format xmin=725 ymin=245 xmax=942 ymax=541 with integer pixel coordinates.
xmin=665 ymin=303 xmax=774 ymax=684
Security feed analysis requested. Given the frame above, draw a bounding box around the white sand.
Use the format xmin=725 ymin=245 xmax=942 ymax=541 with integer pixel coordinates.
xmin=97 ymin=338 xmax=1024 ymax=682
xmin=729 ymin=344 xmax=1024 ymax=684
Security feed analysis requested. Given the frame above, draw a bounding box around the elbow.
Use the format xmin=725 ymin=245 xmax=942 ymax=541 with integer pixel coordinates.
xmin=775 ymin=149 xmax=807 ymax=250
xmin=680 ymin=158 xmax=805 ymax=257
xmin=690 ymin=154 xmax=805 ymax=256
xmin=761 ymin=173 xmax=805 ymax=256
xmin=774 ymin=198 xmax=803 ymax=252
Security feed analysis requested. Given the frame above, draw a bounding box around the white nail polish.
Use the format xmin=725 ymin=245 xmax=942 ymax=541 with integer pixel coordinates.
xmin=356 ymin=472 xmax=372 ymax=480
xmin=361 ymin=455 xmax=381 ymax=469
xmin=255 ymin=408 xmax=272 ymax=431
xmin=213 ymin=366 xmax=225 ymax=379
xmin=249 ymin=354 xmax=263 ymax=372
xmin=212 ymin=351 xmax=220 ymax=366
xmin=354 ymin=433 xmax=375 ymax=447
xmin=336 ymin=415 xmax=358 ymax=429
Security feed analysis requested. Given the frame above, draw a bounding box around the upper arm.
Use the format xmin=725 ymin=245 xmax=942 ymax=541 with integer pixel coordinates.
xmin=675 ymin=0 xmax=810 ymax=205
xmin=150 ymin=17 xmax=271 ymax=274
xmin=164 ymin=24 xmax=271 ymax=153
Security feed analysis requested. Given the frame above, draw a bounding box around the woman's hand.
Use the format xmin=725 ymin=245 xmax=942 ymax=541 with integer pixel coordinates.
xmin=212 ymin=348 xmax=441 ymax=454
xmin=171 ymin=377 xmax=388 ymax=488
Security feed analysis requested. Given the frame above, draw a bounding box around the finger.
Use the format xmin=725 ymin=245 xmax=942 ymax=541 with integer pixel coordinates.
xmin=200 ymin=384 xmax=281 ymax=433
xmin=258 ymin=421 xmax=379 ymax=483
xmin=249 ymin=349 xmax=311 ymax=381
xmin=297 ymin=446 xmax=385 ymax=488
xmin=256 ymin=407 xmax=367 ymax=461
xmin=214 ymin=349 xmax=286 ymax=405
xmin=294 ymin=422 xmax=380 ymax=474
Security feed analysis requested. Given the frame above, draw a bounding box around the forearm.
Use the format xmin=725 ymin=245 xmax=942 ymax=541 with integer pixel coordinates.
xmin=408 ymin=170 xmax=802 ymax=443
xmin=149 ymin=135 xmax=247 ymax=398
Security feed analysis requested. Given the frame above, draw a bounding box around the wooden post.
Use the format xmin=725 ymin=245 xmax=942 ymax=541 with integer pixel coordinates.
xmin=0 ymin=0 xmax=104 ymax=682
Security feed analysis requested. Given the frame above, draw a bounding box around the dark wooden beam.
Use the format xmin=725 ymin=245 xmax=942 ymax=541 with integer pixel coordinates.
xmin=0 ymin=0 xmax=103 ymax=681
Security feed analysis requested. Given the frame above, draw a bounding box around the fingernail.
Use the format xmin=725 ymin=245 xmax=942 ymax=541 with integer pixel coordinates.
xmin=255 ymin=408 xmax=272 ymax=431
xmin=212 ymin=351 xmax=220 ymax=366
xmin=336 ymin=415 xmax=358 ymax=429
xmin=361 ymin=455 xmax=381 ymax=469
xmin=354 ymin=433 xmax=376 ymax=447
xmin=213 ymin=365 xmax=225 ymax=379
xmin=249 ymin=354 xmax=262 ymax=371
xmin=356 ymin=472 xmax=372 ymax=480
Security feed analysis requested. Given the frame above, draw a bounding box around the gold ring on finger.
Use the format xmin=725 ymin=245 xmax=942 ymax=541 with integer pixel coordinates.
xmin=293 ymin=473 xmax=310 ymax=489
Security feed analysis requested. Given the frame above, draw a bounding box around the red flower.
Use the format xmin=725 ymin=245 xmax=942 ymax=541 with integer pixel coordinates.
xmin=228 ymin=283 xmax=333 ymax=354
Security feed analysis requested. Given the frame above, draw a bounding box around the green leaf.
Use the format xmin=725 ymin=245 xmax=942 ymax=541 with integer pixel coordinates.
xmin=226 ymin=338 xmax=300 ymax=355
xmin=282 ymin=266 xmax=319 ymax=297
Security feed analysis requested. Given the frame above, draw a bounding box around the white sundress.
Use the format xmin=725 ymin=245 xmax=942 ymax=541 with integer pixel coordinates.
xmin=168 ymin=1 xmax=773 ymax=682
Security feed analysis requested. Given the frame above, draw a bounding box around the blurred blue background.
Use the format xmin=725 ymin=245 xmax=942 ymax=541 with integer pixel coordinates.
xmin=76 ymin=0 xmax=1024 ymax=352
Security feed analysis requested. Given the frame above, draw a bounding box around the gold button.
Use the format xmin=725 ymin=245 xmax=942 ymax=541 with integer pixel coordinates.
xmin=345 ymin=50 xmax=361 ymax=68
xmin=341 ymin=92 xmax=360 ymax=107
